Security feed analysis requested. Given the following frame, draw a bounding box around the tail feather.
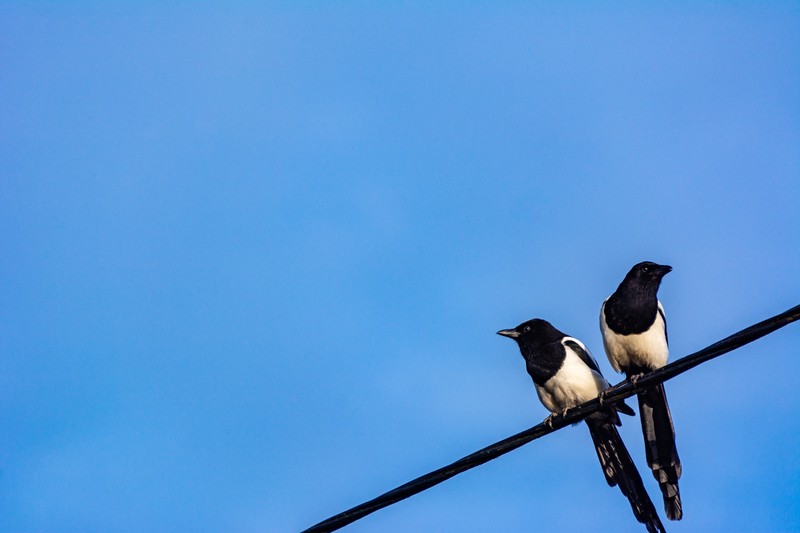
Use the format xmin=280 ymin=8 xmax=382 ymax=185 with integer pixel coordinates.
xmin=638 ymin=383 xmax=682 ymax=520
xmin=586 ymin=413 xmax=666 ymax=533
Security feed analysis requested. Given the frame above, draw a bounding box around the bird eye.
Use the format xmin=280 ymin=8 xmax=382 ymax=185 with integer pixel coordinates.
xmin=523 ymin=326 xmax=530 ymax=333
xmin=642 ymin=265 xmax=650 ymax=273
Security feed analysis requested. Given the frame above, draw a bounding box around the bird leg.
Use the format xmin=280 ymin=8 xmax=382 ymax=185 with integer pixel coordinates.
xmin=628 ymin=372 xmax=646 ymax=389
xmin=544 ymin=408 xmax=570 ymax=429
xmin=598 ymin=389 xmax=609 ymax=405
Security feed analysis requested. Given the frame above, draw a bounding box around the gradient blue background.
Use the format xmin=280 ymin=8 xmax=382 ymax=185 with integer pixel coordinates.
xmin=2 ymin=3 xmax=799 ymax=532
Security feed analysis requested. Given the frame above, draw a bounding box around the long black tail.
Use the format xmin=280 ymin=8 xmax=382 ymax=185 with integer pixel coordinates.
xmin=638 ymin=383 xmax=682 ymax=520
xmin=586 ymin=413 xmax=666 ymax=533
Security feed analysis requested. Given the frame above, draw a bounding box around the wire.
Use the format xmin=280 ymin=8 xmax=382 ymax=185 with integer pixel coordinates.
xmin=302 ymin=304 xmax=800 ymax=533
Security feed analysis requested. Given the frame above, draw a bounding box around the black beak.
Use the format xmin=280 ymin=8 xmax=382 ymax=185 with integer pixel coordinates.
xmin=656 ymin=264 xmax=673 ymax=276
xmin=497 ymin=329 xmax=520 ymax=339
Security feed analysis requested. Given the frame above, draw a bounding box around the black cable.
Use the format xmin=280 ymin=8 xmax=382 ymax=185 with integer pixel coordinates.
xmin=303 ymin=304 xmax=800 ymax=533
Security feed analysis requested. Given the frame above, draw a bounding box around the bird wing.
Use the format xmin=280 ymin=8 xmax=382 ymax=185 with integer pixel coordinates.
xmin=562 ymin=337 xmax=602 ymax=375
xmin=657 ymin=300 xmax=668 ymax=346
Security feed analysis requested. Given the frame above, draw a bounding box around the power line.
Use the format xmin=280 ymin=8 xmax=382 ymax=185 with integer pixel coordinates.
xmin=303 ymin=303 xmax=800 ymax=533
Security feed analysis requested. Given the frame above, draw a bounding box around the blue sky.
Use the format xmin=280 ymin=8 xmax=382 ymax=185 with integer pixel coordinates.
xmin=2 ymin=3 xmax=799 ymax=532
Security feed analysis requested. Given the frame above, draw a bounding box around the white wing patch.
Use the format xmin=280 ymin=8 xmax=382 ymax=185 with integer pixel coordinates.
xmin=562 ymin=336 xmax=601 ymax=373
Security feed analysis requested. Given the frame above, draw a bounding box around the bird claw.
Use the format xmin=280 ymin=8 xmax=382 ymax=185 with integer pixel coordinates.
xmin=544 ymin=408 xmax=570 ymax=429
xmin=598 ymin=390 xmax=608 ymax=405
xmin=629 ymin=373 xmax=645 ymax=388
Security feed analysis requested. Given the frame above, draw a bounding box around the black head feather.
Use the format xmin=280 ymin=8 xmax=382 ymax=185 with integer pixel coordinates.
xmin=604 ymin=261 xmax=671 ymax=335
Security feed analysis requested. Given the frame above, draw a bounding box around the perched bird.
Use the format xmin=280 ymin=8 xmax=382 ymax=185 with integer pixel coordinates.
xmin=600 ymin=261 xmax=682 ymax=520
xmin=498 ymin=318 xmax=666 ymax=533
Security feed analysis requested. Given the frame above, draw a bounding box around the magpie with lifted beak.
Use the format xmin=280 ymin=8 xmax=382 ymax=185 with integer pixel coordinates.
xmin=498 ymin=319 xmax=666 ymax=533
xmin=600 ymin=261 xmax=682 ymax=521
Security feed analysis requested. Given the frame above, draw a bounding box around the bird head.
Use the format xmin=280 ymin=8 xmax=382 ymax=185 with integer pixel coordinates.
xmin=627 ymin=261 xmax=672 ymax=286
xmin=497 ymin=318 xmax=562 ymax=348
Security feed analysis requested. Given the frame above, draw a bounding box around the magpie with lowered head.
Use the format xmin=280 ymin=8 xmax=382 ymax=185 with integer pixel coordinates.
xmin=498 ymin=318 xmax=666 ymax=533
xmin=600 ymin=261 xmax=682 ymax=521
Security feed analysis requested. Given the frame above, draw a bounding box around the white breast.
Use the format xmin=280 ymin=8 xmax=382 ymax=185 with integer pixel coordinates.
xmin=535 ymin=345 xmax=610 ymax=414
xmin=600 ymin=300 xmax=669 ymax=372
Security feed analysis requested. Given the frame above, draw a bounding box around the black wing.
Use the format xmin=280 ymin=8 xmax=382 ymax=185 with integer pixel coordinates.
xmin=563 ymin=338 xmax=602 ymax=374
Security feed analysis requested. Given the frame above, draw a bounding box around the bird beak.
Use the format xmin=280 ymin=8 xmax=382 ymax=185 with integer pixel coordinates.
xmin=497 ymin=329 xmax=520 ymax=339
xmin=656 ymin=264 xmax=673 ymax=276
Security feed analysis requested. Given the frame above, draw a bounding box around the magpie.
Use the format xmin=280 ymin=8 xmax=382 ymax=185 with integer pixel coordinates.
xmin=498 ymin=318 xmax=666 ymax=533
xmin=600 ymin=261 xmax=682 ymax=521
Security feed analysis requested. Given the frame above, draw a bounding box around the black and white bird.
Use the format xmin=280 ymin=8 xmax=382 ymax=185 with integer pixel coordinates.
xmin=600 ymin=261 xmax=682 ymax=521
xmin=498 ymin=318 xmax=666 ymax=533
